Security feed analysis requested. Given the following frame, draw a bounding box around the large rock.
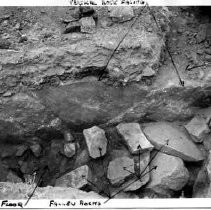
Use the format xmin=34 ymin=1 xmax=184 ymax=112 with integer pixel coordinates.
xmin=143 ymin=122 xmax=204 ymax=162
xmin=185 ymin=116 xmax=210 ymax=142
xmin=146 ymin=152 xmax=189 ymax=193
xmin=107 ymin=156 xmax=134 ymax=186
xmin=0 ymin=182 xmax=103 ymax=199
xmin=55 ymin=165 xmax=91 ymax=189
xmin=83 ymin=126 xmax=107 ymax=159
xmin=38 ymin=83 xmax=208 ymax=130
xmin=0 ymin=93 xmax=63 ymax=142
xmin=108 ymin=6 xmax=134 ymax=23
xmin=80 ymin=17 xmax=96 ymax=33
xmin=123 ymin=152 xmax=150 ymax=191
xmin=116 ymin=123 xmax=153 ymax=154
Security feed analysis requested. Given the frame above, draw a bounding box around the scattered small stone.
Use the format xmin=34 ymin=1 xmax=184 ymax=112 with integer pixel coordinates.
xmin=63 ymin=22 xmax=81 ymax=34
xmin=55 ymin=165 xmax=91 ymax=189
xmin=197 ymin=49 xmax=204 ymax=55
xmin=147 ymin=27 xmax=153 ymax=32
xmin=63 ymin=142 xmax=76 ymax=158
xmin=0 ymin=39 xmax=11 ymax=49
xmin=20 ymin=162 xmax=29 ymax=174
xmin=177 ymin=28 xmax=184 ymax=34
xmin=205 ymin=49 xmax=211 ymax=55
xmin=14 ymin=23 xmax=20 ymax=30
xmin=108 ymin=6 xmax=134 ymax=23
xmin=185 ymin=116 xmax=210 ymax=142
xmin=80 ymin=17 xmax=96 ymax=33
xmin=116 ymin=123 xmax=153 ymax=154
xmin=64 ymin=130 xmax=74 ymax=142
xmin=16 ymin=145 xmax=28 ymax=157
xmin=49 ymin=118 xmax=62 ymax=129
xmin=30 ymin=144 xmax=42 ymax=157
xmin=0 ymin=15 xmax=10 ymax=21
xmin=146 ymin=152 xmax=189 ymax=193
xmin=19 ymin=34 xmax=28 ymax=43
xmin=83 ymin=126 xmax=108 ymax=159
xmin=142 ymin=66 xmax=156 ymax=77
xmin=205 ymin=55 xmax=211 ymax=62
xmin=7 ymin=171 xmax=22 ymax=183
xmin=143 ymin=122 xmax=204 ymax=162
xmin=2 ymin=91 xmax=13 ymax=97
xmin=107 ymin=156 xmax=134 ymax=186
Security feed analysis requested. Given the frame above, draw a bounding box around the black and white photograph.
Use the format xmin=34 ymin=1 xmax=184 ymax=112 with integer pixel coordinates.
xmin=0 ymin=1 xmax=210 ymax=209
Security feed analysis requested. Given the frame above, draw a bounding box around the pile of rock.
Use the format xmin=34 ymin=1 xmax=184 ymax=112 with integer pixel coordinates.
xmin=1 ymin=106 xmax=211 ymax=199
xmin=55 ymin=116 xmax=208 ymax=198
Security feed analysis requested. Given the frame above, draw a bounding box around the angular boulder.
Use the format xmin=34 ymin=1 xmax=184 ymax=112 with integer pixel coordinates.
xmin=80 ymin=17 xmax=96 ymax=33
xmin=108 ymin=6 xmax=134 ymax=23
xmin=107 ymin=156 xmax=134 ymax=186
xmin=124 ymin=152 xmax=150 ymax=191
xmin=116 ymin=123 xmax=153 ymax=154
xmin=146 ymin=152 xmax=189 ymax=193
xmin=143 ymin=122 xmax=204 ymax=162
xmin=185 ymin=116 xmax=210 ymax=142
xmin=83 ymin=126 xmax=107 ymax=159
xmin=55 ymin=165 xmax=91 ymax=189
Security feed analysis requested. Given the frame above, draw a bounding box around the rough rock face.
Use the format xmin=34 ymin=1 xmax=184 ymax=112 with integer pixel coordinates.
xmin=0 ymin=7 xmax=165 ymax=94
xmin=146 ymin=152 xmax=189 ymax=194
xmin=143 ymin=122 xmax=204 ymax=162
xmin=83 ymin=126 xmax=107 ymax=159
xmin=55 ymin=165 xmax=91 ymax=189
xmin=0 ymin=93 xmax=64 ymax=142
xmin=116 ymin=123 xmax=153 ymax=154
xmin=0 ymin=182 xmax=103 ymax=199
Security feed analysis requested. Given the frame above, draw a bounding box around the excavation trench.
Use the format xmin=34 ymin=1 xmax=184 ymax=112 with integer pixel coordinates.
xmin=0 ymin=6 xmax=211 ymax=200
